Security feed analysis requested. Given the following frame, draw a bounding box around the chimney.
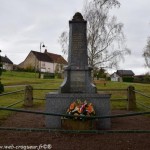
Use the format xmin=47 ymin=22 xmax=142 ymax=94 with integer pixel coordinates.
xmin=44 ymin=49 xmax=47 ymax=53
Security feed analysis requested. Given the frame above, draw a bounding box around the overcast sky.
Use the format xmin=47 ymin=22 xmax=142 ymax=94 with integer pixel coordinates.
xmin=0 ymin=0 xmax=150 ymax=75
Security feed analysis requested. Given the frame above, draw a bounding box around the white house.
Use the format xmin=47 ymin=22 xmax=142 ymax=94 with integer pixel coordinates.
xmin=1 ymin=56 xmax=13 ymax=71
xmin=110 ymin=72 xmax=120 ymax=81
xmin=18 ymin=50 xmax=67 ymax=73
xmin=110 ymin=70 xmax=135 ymax=82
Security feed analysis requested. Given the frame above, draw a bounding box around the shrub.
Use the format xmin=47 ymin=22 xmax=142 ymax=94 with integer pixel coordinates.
xmin=16 ymin=67 xmax=35 ymax=73
xmin=0 ymin=83 xmax=4 ymax=93
xmin=0 ymin=51 xmax=4 ymax=93
xmin=143 ymin=75 xmax=150 ymax=83
xmin=123 ymin=77 xmax=134 ymax=82
xmin=55 ymin=73 xmax=62 ymax=79
xmin=133 ymin=75 xmax=150 ymax=83
xmin=43 ymin=73 xmax=55 ymax=79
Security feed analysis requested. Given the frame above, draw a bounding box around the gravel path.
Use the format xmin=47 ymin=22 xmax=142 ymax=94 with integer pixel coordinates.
xmin=0 ymin=108 xmax=150 ymax=150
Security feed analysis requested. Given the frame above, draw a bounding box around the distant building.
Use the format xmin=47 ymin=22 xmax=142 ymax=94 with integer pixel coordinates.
xmin=18 ymin=50 xmax=67 ymax=73
xmin=1 ymin=56 xmax=13 ymax=71
xmin=111 ymin=70 xmax=135 ymax=82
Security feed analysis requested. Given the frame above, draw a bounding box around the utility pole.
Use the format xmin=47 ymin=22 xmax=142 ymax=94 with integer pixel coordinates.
xmin=38 ymin=42 xmax=45 ymax=78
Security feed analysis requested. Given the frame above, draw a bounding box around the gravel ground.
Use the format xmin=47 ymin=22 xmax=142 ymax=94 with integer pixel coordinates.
xmin=0 ymin=108 xmax=150 ymax=150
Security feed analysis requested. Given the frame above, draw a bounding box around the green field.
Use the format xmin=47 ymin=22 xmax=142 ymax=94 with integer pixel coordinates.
xmin=0 ymin=71 xmax=150 ymax=123
xmin=0 ymin=71 xmax=62 ymax=122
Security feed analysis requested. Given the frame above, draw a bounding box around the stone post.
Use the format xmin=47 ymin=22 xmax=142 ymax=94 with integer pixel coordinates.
xmin=127 ymin=86 xmax=136 ymax=110
xmin=24 ymin=85 xmax=33 ymax=107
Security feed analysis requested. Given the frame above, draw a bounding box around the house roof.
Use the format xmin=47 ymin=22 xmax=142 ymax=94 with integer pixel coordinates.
xmin=1 ymin=56 xmax=13 ymax=64
xmin=116 ymin=70 xmax=134 ymax=77
xmin=45 ymin=51 xmax=67 ymax=64
xmin=31 ymin=51 xmax=51 ymax=63
xmin=31 ymin=50 xmax=67 ymax=64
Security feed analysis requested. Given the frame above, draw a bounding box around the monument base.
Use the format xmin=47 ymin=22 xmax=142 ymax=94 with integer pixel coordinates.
xmin=61 ymin=118 xmax=94 ymax=130
xmin=45 ymin=93 xmax=111 ymax=129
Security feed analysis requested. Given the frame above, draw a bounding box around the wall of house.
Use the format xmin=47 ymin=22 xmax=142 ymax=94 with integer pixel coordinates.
xmin=54 ymin=63 xmax=66 ymax=74
xmin=41 ymin=61 xmax=54 ymax=73
xmin=2 ymin=63 xmax=13 ymax=71
xmin=118 ymin=77 xmax=123 ymax=82
xmin=19 ymin=52 xmax=67 ymax=73
xmin=41 ymin=62 xmax=63 ymax=73
xmin=19 ymin=52 xmax=39 ymax=71
xmin=111 ymin=72 xmax=120 ymax=82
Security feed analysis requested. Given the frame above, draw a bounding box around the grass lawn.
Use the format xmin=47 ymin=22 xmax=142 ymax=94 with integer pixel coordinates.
xmin=0 ymin=71 xmax=62 ymax=122
xmin=0 ymin=71 xmax=150 ymax=122
xmin=96 ymin=80 xmax=150 ymax=110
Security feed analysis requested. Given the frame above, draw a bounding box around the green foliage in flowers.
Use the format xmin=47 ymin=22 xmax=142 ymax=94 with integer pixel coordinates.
xmin=66 ymin=99 xmax=95 ymax=120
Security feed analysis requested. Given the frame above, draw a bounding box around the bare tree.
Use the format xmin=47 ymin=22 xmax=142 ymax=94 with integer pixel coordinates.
xmin=58 ymin=0 xmax=130 ymax=69
xmin=84 ymin=0 xmax=130 ymax=68
xmin=58 ymin=31 xmax=68 ymax=56
xmin=143 ymin=37 xmax=150 ymax=69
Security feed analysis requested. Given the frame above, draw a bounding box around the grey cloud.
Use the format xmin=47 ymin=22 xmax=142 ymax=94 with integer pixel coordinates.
xmin=0 ymin=0 xmax=150 ymax=75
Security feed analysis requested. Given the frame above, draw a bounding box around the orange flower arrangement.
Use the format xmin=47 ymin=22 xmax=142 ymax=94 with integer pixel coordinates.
xmin=66 ymin=99 xmax=95 ymax=120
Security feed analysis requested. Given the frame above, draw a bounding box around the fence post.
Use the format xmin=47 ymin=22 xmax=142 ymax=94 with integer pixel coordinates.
xmin=127 ymin=86 xmax=136 ymax=110
xmin=24 ymin=85 xmax=33 ymax=107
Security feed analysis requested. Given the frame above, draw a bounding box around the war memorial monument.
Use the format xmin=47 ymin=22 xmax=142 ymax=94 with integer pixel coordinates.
xmin=45 ymin=12 xmax=111 ymax=129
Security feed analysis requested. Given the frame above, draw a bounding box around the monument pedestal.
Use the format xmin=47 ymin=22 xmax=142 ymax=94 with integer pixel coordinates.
xmin=45 ymin=93 xmax=111 ymax=129
xmin=61 ymin=118 xmax=94 ymax=130
xmin=59 ymin=66 xmax=97 ymax=93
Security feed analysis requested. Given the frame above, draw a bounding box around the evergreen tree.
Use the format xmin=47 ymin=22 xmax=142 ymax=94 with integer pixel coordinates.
xmin=0 ymin=50 xmax=4 ymax=93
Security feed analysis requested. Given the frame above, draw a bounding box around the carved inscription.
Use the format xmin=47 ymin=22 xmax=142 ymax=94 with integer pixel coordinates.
xmin=71 ymin=71 xmax=84 ymax=81
xmin=72 ymin=32 xmax=84 ymax=57
xmin=70 ymin=31 xmax=87 ymax=67
xmin=70 ymin=71 xmax=85 ymax=92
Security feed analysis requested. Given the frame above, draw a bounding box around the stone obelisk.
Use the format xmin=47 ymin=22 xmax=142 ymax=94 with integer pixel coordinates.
xmin=59 ymin=12 xmax=96 ymax=93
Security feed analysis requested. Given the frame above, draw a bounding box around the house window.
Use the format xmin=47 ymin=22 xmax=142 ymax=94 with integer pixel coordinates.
xmin=48 ymin=68 xmax=50 ymax=73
